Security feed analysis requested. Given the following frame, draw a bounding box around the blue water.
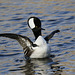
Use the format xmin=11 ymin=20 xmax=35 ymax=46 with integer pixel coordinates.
xmin=0 ymin=0 xmax=75 ymax=75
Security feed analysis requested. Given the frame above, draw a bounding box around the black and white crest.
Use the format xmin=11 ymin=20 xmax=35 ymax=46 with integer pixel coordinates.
xmin=27 ymin=17 xmax=41 ymax=29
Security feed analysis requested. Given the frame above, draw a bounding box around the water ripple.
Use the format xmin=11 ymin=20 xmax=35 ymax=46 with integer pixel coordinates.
xmin=0 ymin=53 xmax=20 ymax=57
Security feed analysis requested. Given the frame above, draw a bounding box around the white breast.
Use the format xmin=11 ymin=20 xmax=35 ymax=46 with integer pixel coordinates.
xmin=30 ymin=36 xmax=51 ymax=58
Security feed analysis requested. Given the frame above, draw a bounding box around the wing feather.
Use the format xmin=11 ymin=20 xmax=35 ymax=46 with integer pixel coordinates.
xmin=44 ymin=30 xmax=60 ymax=43
xmin=0 ymin=33 xmax=34 ymax=57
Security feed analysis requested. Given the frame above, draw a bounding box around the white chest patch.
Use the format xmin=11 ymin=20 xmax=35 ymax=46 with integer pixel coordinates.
xmin=29 ymin=18 xmax=35 ymax=29
xmin=30 ymin=36 xmax=51 ymax=58
xmin=34 ymin=36 xmax=46 ymax=46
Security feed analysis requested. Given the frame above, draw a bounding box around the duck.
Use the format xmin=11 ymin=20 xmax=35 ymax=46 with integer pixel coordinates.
xmin=0 ymin=17 xmax=60 ymax=58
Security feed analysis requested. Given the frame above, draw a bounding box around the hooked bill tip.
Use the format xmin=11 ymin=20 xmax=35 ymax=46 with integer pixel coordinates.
xmin=41 ymin=28 xmax=45 ymax=30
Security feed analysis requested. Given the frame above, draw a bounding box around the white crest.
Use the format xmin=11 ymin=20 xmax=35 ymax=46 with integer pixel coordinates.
xmin=28 ymin=18 xmax=35 ymax=29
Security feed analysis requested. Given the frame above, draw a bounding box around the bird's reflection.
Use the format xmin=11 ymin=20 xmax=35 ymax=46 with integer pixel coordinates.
xmin=18 ymin=57 xmax=63 ymax=75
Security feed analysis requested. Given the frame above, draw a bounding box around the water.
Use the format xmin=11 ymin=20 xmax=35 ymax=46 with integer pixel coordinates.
xmin=0 ymin=0 xmax=75 ymax=75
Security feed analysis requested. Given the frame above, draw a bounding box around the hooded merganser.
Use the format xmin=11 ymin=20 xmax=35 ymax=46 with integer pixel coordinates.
xmin=0 ymin=17 xmax=60 ymax=58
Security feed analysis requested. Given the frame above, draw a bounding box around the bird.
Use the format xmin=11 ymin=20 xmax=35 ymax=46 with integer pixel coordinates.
xmin=0 ymin=17 xmax=60 ymax=58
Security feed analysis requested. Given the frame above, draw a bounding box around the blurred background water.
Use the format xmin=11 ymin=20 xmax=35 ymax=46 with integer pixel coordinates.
xmin=0 ymin=0 xmax=75 ymax=75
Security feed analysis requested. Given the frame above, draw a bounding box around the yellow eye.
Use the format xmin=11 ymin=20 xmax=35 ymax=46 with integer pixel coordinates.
xmin=35 ymin=26 xmax=38 ymax=28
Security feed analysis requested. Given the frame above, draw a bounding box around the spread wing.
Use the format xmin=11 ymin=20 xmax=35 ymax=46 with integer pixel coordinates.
xmin=44 ymin=30 xmax=60 ymax=43
xmin=0 ymin=33 xmax=34 ymax=57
